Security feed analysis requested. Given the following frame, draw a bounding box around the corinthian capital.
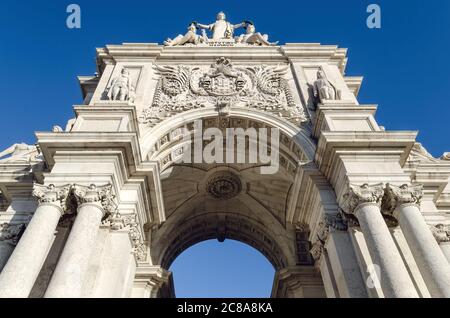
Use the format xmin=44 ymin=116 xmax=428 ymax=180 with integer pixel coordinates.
xmin=341 ymin=183 xmax=384 ymax=215
xmin=382 ymin=184 xmax=423 ymax=215
xmin=73 ymin=183 xmax=117 ymax=215
xmin=32 ymin=184 xmax=71 ymax=208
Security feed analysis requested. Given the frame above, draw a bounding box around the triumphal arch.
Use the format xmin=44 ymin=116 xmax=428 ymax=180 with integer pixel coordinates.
xmin=1 ymin=13 xmax=450 ymax=298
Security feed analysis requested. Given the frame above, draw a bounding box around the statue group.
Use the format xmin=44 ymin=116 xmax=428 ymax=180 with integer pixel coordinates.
xmin=164 ymin=12 xmax=277 ymax=46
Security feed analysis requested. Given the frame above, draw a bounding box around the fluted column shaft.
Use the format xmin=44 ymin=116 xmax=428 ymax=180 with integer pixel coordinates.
xmin=342 ymin=184 xmax=418 ymax=298
xmin=384 ymin=184 xmax=450 ymax=298
xmin=44 ymin=184 xmax=114 ymax=298
xmin=0 ymin=184 xmax=70 ymax=298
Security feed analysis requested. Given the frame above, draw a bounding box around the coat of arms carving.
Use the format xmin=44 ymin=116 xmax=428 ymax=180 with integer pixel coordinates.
xmin=140 ymin=57 xmax=307 ymax=127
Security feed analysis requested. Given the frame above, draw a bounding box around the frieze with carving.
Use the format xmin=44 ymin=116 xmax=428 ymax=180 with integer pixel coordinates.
xmin=140 ymin=57 xmax=307 ymax=127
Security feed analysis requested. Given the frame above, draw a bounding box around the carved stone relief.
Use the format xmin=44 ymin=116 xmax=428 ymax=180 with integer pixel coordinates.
xmin=139 ymin=57 xmax=307 ymax=127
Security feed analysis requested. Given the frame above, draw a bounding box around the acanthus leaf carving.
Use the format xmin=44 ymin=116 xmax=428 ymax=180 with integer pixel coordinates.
xmin=32 ymin=184 xmax=72 ymax=211
xmin=73 ymin=183 xmax=117 ymax=215
xmin=341 ymin=183 xmax=384 ymax=215
xmin=381 ymin=184 xmax=423 ymax=217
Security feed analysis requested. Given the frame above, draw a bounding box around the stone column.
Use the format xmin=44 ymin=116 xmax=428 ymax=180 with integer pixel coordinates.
xmin=341 ymin=184 xmax=418 ymax=298
xmin=383 ymin=184 xmax=450 ymax=298
xmin=429 ymin=224 xmax=450 ymax=263
xmin=0 ymin=184 xmax=70 ymax=298
xmin=44 ymin=184 xmax=115 ymax=298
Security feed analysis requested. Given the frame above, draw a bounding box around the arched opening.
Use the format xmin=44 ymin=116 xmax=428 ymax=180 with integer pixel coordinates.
xmin=170 ymin=239 xmax=275 ymax=298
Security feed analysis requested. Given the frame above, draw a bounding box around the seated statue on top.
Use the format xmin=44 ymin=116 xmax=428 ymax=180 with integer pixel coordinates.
xmin=164 ymin=22 xmax=205 ymax=46
xmin=235 ymin=21 xmax=278 ymax=46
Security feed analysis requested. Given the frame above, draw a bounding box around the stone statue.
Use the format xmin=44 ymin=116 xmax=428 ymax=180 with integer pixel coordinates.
xmin=164 ymin=22 xmax=205 ymax=46
xmin=313 ymin=68 xmax=341 ymax=102
xmin=196 ymin=12 xmax=245 ymax=40
xmin=235 ymin=21 xmax=278 ymax=46
xmin=441 ymin=152 xmax=450 ymax=160
xmin=106 ymin=68 xmax=134 ymax=101
xmin=0 ymin=143 xmax=39 ymax=163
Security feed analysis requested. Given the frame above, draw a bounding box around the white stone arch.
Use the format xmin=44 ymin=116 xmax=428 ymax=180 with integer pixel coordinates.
xmin=139 ymin=107 xmax=316 ymax=162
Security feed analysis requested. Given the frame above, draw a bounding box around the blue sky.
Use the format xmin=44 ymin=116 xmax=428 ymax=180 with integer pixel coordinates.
xmin=1 ymin=0 xmax=449 ymax=297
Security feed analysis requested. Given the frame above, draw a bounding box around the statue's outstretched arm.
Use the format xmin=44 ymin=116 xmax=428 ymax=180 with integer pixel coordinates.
xmin=196 ymin=23 xmax=211 ymax=30
xmin=232 ymin=22 xmax=245 ymax=29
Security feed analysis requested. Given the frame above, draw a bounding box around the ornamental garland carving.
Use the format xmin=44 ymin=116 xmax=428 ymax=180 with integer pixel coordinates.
xmin=139 ymin=57 xmax=307 ymax=127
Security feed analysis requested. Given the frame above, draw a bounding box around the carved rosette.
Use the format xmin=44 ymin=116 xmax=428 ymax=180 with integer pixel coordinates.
xmin=341 ymin=183 xmax=384 ymax=215
xmin=32 ymin=184 xmax=71 ymax=210
xmin=381 ymin=184 xmax=423 ymax=218
xmin=429 ymin=224 xmax=450 ymax=244
xmin=0 ymin=222 xmax=26 ymax=245
xmin=73 ymin=184 xmax=117 ymax=216
xmin=206 ymin=171 xmax=242 ymax=200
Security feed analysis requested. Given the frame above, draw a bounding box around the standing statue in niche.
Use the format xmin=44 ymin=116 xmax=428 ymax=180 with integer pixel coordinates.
xmin=164 ymin=22 xmax=205 ymax=46
xmin=313 ymin=68 xmax=341 ymax=103
xmin=235 ymin=21 xmax=278 ymax=46
xmin=106 ymin=68 xmax=135 ymax=101
xmin=196 ymin=11 xmax=245 ymax=40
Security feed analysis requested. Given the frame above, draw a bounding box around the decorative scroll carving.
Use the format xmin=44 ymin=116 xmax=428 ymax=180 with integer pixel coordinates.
xmin=0 ymin=223 xmax=26 ymax=245
xmin=102 ymin=212 xmax=147 ymax=261
xmin=140 ymin=57 xmax=306 ymax=127
xmin=382 ymin=184 xmax=423 ymax=216
xmin=73 ymin=184 xmax=117 ymax=215
xmin=341 ymin=183 xmax=384 ymax=215
xmin=206 ymin=171 xmax=242 ymax=200
xmin=32 ymin=184 xmax=71 ymax=210
xmin=430 ymin=224 xmax=450 ymax=244
xmin=310 ymin=212 xmax=348 ymax=262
